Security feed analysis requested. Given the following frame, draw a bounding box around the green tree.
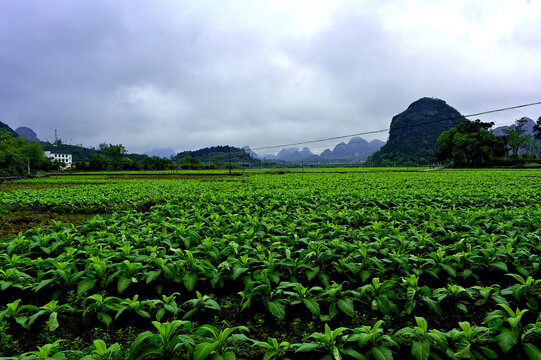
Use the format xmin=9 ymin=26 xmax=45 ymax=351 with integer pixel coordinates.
xmin=503 ymin=118 xmax=528 ymax=156
xmin=436 ymin=120 xmax=502 ymax=166
xmin=120 ymin=157 xmax=133 ymax=170
xmin=210 ymin=154 xmax=225 ymax=168
xmin=522 ymin=134 xmax=540 ymax=159
xmin=107 ymin=144 xmax=127 ymax=170
xmin=180 ymin=153 xmax=201 ymax=170
xmin=0 ymin=130 xmax=45 ymax=176
xmin=533 ymin=116 xmax=541 ymax=140
xmin=89 ymin=153 xmax=109 ymax=171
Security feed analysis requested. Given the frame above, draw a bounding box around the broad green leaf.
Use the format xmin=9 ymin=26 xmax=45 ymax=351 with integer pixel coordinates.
xmin=263 ymin=349 xmax=278 ymax=360
xmin=78 ymin=278 xmax=97 ymax=294
xmin=295 ymin=343 xmax=320 ymax=352
xmin=496 ymin=328 xmax=518 ymax=353
xmin=306 ymin=266 xmax=320 ymax=281
xmin=491 ymin=262 xmax=508 ymax=272
xmin=333 ymin=346 xmax=341 ymax=360
xmin=415 ymin=317 xmax=428 ymax=333
xmin=372 ymin=346 xmax=393 ymax=360
xmin=194 ymin=341 xmax=219 ymax=360
xmin=117 ymin=276 xmax=131 ymax=294
xmin=454 ymin=338 xmax=471 ymax=358
xmin=411 ymin=341 xmax=430 ymax=360
xmin=47 ymin=312 xmax=59 ymax=332
xmin=523 ymin=343 xmax=541 ymax=360
xmin=34 ymin=278 xmax=55 ymax=292
xmin=97 ymin=312 xmax=113 ymax=327
xmin=329 ymin=303 xmax=338 ymax=319
xmin=93 ymin=339 xmax=107 ymax=353
xmin=232 ymin=266 xmax=247 ymax=280
xmin=303 ymin=298 xmax=321 ymax=318
xmin=145 ymin=270 xmax=161 ymax=284
xmin=337 ymin=299 xmax=354 ymax=317
xmin=183 ymin=273 xmax=197 ymax=292
xmin=267 ymin=301 xmax=285 ymax=319
xmin=441 ymin=264 xmax=456 ymax=278
xmin=340 ymin=348 xmax=367 ymax=360
xmin=422 ymin=297 xmax=442 ymax=316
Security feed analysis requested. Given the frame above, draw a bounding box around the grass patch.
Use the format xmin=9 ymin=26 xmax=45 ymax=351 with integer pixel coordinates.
xmin=0 ymin=211 xmax=95 ymax=241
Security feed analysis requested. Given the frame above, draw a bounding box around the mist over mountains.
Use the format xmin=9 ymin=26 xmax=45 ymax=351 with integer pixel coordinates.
xmin=491 ymin=117 xmax=536 ymax=136
xmin=144 ymin=148 xmax=176 ymax=158
xmin=255 ymin=136 xmax=384 ymax=162
xmin=15 ymin=127 xmax=40 ymax=142
xmin=321 ymin=137 xmax=385 ymax=160
xmin=3 ymin=98 xmax=538 ymax=166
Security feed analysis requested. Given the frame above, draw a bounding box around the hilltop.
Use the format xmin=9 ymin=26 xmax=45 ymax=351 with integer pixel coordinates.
xmin=367 ymin=97 xmax=465 ymax=165
xmin=0 ymin=121 xmax=17 ymax=136
xmin=15 ymin=127 xmax=40 ymax=142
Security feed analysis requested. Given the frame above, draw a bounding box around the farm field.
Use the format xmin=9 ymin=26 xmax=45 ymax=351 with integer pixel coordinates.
xmin=58 ymin=167 xmax=431 ymax=176
xmin=0 ymin=169 xmax=540 ymax=359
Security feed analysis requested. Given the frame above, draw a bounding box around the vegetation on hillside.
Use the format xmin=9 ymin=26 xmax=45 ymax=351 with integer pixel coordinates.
xmin=0 ymin=130 xmax=46 ymax=176
xmin=367 ymin=98 xmax=465 ymax=166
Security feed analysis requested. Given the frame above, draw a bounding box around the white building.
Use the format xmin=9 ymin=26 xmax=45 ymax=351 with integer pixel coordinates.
xmin=44 ymin=151 xmax=73 ymax=166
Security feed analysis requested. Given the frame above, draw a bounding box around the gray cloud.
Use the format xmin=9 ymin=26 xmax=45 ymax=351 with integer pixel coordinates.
xmin=1 ymin=0 xmax=540 ymax=154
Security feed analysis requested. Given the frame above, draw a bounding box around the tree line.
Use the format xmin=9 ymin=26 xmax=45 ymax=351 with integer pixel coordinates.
xmin=436 ymin=117 xmax=541 ymax=166
xmin=74 ymin=147 xmax=236 ymax=171
xmin=1 ymin=131 xmax=245 ymax=176
xmin=0 ymin=130 xmax=58 ymax=176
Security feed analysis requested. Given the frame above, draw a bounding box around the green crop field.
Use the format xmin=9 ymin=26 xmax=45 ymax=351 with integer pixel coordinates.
xmin=0 ymin=169 xmax=540 ymax=359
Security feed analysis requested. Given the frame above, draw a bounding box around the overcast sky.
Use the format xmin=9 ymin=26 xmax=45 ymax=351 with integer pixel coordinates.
xmin=1 ymin=0 xmax=540 ymax=155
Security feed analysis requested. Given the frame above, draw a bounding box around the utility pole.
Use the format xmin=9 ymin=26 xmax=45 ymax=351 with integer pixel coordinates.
xmin=27 ymin=158 xmax=30 ymax=176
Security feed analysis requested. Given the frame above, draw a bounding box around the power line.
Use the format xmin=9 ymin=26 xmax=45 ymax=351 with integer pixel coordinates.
xmin=251 ymin=101 xmax=541 ymax=151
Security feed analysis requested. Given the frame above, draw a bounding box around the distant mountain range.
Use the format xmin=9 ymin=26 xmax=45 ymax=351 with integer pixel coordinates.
xmin=4 ymin=106 xmax=537 ymax=167
xmin=491 ymin=117 xmax=536 ymax=136
xmin=255 ymin=137 xmax=384 ymax=162
xmin=321 ymin=137 xmax=384 ymax=160
xmin=144 ymin=148 xmax=176 ymax=158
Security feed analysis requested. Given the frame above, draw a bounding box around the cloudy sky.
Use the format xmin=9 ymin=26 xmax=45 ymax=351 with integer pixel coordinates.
xmin=1 ymin=0 xmax=540 ymax=155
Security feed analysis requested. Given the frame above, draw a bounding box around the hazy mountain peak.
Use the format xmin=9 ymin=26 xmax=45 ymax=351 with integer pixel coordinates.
xmin=319 ymin=136 xmax=384 ymax=160
xmin=368 ymin=97 xmax=464 ymax=164
xmin=15 ymin=127 xmax=40 ymax=142
xmin=144 ymin=148 xmax=175 ymax=158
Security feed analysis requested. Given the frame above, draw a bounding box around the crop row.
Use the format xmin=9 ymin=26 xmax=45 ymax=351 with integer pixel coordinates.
xmin=2 ymin=170 xmax=541 ymax=214
xmin=0 ymin=170 xmax=540 ymax=358
xmin=1 ymin=316 xmax=540 ymax=359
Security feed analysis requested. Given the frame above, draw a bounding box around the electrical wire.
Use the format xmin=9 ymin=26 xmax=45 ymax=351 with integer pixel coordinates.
xmin=251 ymin=101 xmax=541 ymax=151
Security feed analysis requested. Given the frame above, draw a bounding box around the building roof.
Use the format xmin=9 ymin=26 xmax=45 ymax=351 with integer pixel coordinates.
xmin=46 ymin=150 xmax=72 ymax=155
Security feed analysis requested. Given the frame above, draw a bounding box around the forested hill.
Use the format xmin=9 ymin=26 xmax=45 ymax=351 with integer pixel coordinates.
xmin=367 ymin=97 xmax=466 ymax=165
xmin=0 ymin=121 xmax=17 ymax=136
xmin=173 ymin=145 xmax=258 ymax=163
